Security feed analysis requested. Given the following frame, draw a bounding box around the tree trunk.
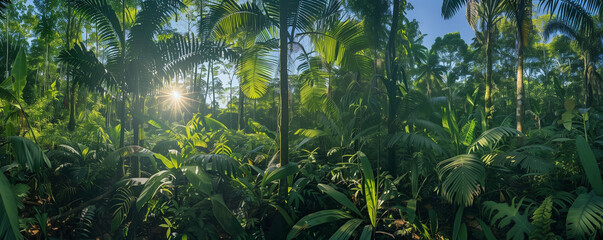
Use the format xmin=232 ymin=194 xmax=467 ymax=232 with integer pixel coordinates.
xmin=485 ymin=22 xmax=493 ymax=128
xmin=238 ymin=85 xmax=245 ymax=131
xmin=384 ymin=0 xmax=401 ymax=175
xmin=516 ymin=43 xmax=524 ymax=133
xmin=279 ymin=1 xmax=289 ymax=197
xmin=583 ymin=53 xmax=590 ymax=107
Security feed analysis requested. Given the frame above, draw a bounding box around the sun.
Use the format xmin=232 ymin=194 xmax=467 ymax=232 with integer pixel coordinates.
xmin=158 ymin=87 xmax=195 ymax=116
xmin=171 ymin=90 xmax=182 ymax=101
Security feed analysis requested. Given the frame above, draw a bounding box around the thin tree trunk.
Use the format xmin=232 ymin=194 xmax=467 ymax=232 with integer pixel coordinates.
xmin=516 ymin=43 xmax=524 ymax=133
xmin=279 ymin=1 xmax=289 ymax=197
xmin=67 ymin=6 xmax=76 ymax=131
xmin=485 ymin=23 xmax=493 ymax=128
xmin=385 ymin=0 xmax=401 ymax=175
xmin=583 ymin=53 xmax=590 ymax=107
xmin=238 ymin=84 xmax=244 ymax=130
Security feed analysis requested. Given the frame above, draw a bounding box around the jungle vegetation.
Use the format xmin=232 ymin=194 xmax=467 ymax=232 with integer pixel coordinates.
xmin=0 ymin=0 xmax=602 ymax=239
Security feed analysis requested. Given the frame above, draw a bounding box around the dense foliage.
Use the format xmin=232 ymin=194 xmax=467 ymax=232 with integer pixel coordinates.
xmin=1 ymin=0 xmax=602 ymax=239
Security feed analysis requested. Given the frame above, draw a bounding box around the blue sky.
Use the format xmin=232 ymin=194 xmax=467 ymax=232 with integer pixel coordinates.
xmin=406 ymin=0 xmax=475 ymax=48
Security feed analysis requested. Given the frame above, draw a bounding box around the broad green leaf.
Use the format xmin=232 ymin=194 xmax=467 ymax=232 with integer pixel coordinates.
xmin=262 ymin=162 xmax=299 ymax=186
xmin=476 ymin=218 xmax=497 ymax=240
xmin=181 ymin=166 xmax=212 ymax=196
xmin=358 ymin=152 xmax=377 ymax=227
xmin=358 ymin=225 xmax=373 ymax=240
xmin=10 ymin=48 xmax=26 ymax=98
xmin=287 ymin=209 xmax=353 ymax=240
xmin=211 ymin=195 xmax=244 ymax=238
xmin=452 ymin=206 xmax=464 ymax=240
xmin=0 ymin=174 xmax=22 ymax=240
xmin=329 ymin=218 xmax=363 ymax=240
xmin=317 ymin=184 xmax=361 ymax=216
xmin=8 ymin=136 xmax=51 ymax=172
xmin=575 ymin=136 xmax=603 ymax=196
xmin=155 ymin=153 xmax=174 ymax=169
xmin=136 ymin=170 xmax=172 ymax=210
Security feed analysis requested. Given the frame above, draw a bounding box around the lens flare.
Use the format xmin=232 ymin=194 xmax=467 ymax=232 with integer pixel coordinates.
xmin=171 ymin=90 xmax=181 ymax=100
xmin=158 ymin=87 xmax=196 ymax=117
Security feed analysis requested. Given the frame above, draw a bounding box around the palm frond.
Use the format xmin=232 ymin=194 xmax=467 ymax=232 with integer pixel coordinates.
xmin=566 ymin=192 xmax=603 ymax=239
xmin=68 ymin=0 xmax=125 ymax=61
xmin=469 ymin=126 xmax=522 ymax=153
xmin=437 ymin=154 xmax=485 ymax=206
xmin=238 ymin=45 xmax=277 ymax=99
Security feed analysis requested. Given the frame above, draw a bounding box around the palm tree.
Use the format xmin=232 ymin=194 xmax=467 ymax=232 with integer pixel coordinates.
xmin=60 ymin=0 xmax=232 ymax=159
xmin=545 ymin=16 xmax=603 ymax=106
xmin=416 ymin=49 xmax=446 ymax=98
xmin=504 ymin=0 xmax=532 ymax=134
xmin=209 ymin=0 xmax=343 ymax=188
xmin=442 ymin=0 xmax=505 ymax=128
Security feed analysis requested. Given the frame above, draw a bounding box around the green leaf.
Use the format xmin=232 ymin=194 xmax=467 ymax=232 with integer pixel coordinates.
xmin=469 ymin=127 xmax=522 ymax=153
xmin=7 ymin=136 xmax=51 ymax=172
xmin=10 ymin=48 xmax=26 ymax=98
xmin=575 ymin=136 xmax=603 ymax=196
xmin=136 ymin=170 xmax=173 ymax=210
xmin=483 ymin=197 xmax=534 ymax=240
xmin=476 ymin=218 xmax=497 ymax=240
xmin=181 ymin=166 xmax=212 ymax=196
xmin=287 ymin=209 xmax=353 ymax=240
xmin=358 ymin=152 xmax=377 ymax=228
xmin=358 ymin=225 xmax=373 ymax=240
xmin=262 ymin=162 xmax=299 ymax=186
xmin=317 ymin=184 xmax=361 ymax=216
xmin=210 ymin=195 xmax=244 ymax=238
xmin=452 ymin=206 xmax=464 ymax=240
xmin=155 ymin=153 xmax=174 ymax=169
xmin=437 ymin=154 xmax=485 ymax=206
xmin=566 ymin=192 xmax=603 ymax=239
xmin=0 ymin=174 xmax=22 ymax=240
xmin=329 ymin=218 xmax=363 ymax=240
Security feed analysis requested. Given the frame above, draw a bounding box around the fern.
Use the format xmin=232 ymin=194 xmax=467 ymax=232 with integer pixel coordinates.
xmin=436 ymin=154 xmax=485 ymax=206
xmin=530 ymin=196 xmax=557 ymax=240
xmin=482 ymin=197 xmax=534 ymax=240
xmin=566 ymin=192 xmax=603 ymax=239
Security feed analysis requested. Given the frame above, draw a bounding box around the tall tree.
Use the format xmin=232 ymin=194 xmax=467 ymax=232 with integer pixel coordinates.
xmin=442 ymin=0 xmax=504 ymax=128
xmin=545 ymin=16 xmax=603 ymax=106
xmin=505 ymin=0 xmax=532 ymax=134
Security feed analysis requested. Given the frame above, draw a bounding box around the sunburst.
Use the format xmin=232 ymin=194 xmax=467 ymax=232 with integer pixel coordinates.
xmin=157 ymin=87 xmax=196 ymax=116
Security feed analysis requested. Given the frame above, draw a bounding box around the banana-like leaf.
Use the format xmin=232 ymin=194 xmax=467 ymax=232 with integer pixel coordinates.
xmin=286 ymin=209 xmax=353 ymax=240
xmin=317 ymin=183 xmax=361 ymax=216
xmin=329 ymin=218 xmax=363 ymax=240
xmin=136 ymin=170 xmax=173 ymax=210
xmin=575 ymin=136 xmax=603 ymax=196
xmin=210 ymin=195 xmax=245 ymax=238
xmin=262 ymin=162 xmax=299 ymax=186
xmin=358 ymin=225 xmax=373 ymax=240
xmin=358 ymin=152 xmax=377 ymax=227
xmin=566 ymin=192 xmax=603 ymax=239
xmin=437 ymin=154 xmax=485 ymax=206
xmin=7 ymin=136 xmax=51 ymax=172
xmin=0 ymin=174 xmax=22 ymax=240
xmin=181 ymin=166 xmax=212 ymax=196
